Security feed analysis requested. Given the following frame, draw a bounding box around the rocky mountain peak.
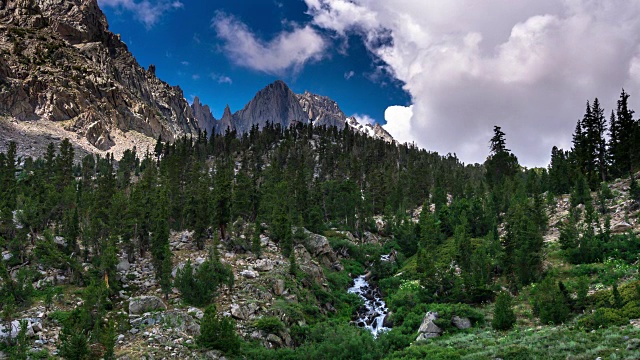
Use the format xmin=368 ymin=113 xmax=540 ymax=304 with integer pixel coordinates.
xmin=231 ymin=80 xmax=309 ymax=134
xmin=191 ymin=96 xmax=215 ymax=137
xmin=296 ymin=91 xmax=346 ymax=129
xmin=0 ymin=0 xmax=199 ymax=153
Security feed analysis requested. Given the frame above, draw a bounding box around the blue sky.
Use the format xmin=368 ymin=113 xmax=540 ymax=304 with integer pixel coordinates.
xmin=99 ymin=0 xmax=411 ymax=122
xmin=98 ymin=0 xmax=640 ymax=167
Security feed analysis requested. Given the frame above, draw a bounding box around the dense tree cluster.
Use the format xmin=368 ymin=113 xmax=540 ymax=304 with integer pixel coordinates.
xmin=0 ymin=89 xmax=639 ymax=358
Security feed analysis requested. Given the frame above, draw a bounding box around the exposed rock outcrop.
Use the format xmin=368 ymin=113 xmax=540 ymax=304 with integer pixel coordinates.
xmin=416 ymin=312 xmax=443 ymax=341
xmin=0 ymin=0 xmax=201 ymax=150
xmin=128 ymin=295 xmax=167 ymax=315
xmin=296 ymin=90 xmax=346 ymax=129
xmin=191 ymin=96 xmax=215 ymax=137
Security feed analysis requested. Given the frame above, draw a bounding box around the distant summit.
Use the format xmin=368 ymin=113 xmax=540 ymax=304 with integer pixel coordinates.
xmin=211 ymin=80 xmax=395 ymax=143
xmin=227 ymin=80 xmax=309 ymax=134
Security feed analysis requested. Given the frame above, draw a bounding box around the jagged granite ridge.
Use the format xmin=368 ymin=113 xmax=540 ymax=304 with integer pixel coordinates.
xmin=0 ymin=0 xmax=199 ymax=150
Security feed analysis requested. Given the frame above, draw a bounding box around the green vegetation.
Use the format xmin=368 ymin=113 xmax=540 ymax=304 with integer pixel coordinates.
xmin=1 ymin=89 xmax=640 ymax=358
xmin=198 ymin=305 xmax=241 ymax=354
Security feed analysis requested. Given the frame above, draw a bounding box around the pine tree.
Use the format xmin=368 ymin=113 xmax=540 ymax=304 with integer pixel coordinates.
xmin=492 ymin=292 xmax=516 ymax=331
xmin=213 ymin=160 xmax=232 ymax=240
xmin=251 ymin=223 xmax=262 ymax=257
xmin=610 ymin=89 xmax=635 ymax=176
xmin=197 ymin=305 xmax=241 ymax=354
xmin=612 ymin=283 xmax=623 ymax=309
xmin=485 ymin=126 xmax=519 ymax=188
xmin=532 ymin=277 xmax=571 ymax=325
xmin=504 ymin=198 xmax=544 ymax=287
xmin=151 ymin=187 xmax=172 ymax=298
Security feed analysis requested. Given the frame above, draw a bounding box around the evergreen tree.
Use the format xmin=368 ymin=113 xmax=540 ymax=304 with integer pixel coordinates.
xmin=213 ymin=160 xmax=232 ymax=240
xmin=198 ymin=305 xmax=241 ymax=354
xmin=151 ymin=187 xmax=172 ymax=298
xmin=485 ymin=126 xmax=519 ymax=189
xmin=570 ymin=173 xmax=592 ymax=208
xmin=492 ymin=292 xmax=516 ymax=331
xmin=503 ymin=198 xmax=544 ymax=288
xmin=531 ymin=277 xmax=571 ymax=325
xmin=610 ymin=89 xmax=636 ymax=176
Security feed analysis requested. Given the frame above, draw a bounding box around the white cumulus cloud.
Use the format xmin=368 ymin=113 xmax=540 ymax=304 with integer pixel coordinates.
xmin=212 ymin=12 xmax=327 ymax=76
xmin=98 ymin=0 xmax=183 ymax=28
xmin=352 ymin=114 xmax=376 ymax=126
xmin=305 ymin=0 xmax=640 ymax=166
xmin=210 ymin=73 xmax=233 ymax=85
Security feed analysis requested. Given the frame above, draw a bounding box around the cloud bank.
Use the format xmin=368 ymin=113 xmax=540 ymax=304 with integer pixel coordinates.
xmin=305 ymin=0 xmax=640 ymax=166
xmin=212 ymin=12 xmax=327 ymax=76
xmin=98 ymin=0 xmax=183 ymax=28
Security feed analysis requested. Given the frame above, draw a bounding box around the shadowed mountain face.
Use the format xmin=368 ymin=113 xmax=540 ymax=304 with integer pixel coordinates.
xmin=0 ymin=0 xmax=199 ymax=150
xmin=219 ymin=80 xmax=309 ymax=135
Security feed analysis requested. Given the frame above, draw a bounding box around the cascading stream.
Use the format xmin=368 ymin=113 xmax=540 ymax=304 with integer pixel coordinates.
xmin=347 ymin=253 xmax=393 ymax=337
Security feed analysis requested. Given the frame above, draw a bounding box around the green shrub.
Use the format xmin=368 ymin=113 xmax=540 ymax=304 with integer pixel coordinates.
xmin=425 ymin=303 xmax=485 ymax=329
xmin=198 ymin=305 xmax=241 ymax=354
xmin=578 ymin=308 xmax=627 ymax=330
xmin=175 ymin=257 xmax=234 ymax=307
xmin=530 ymin=277 xmax=570 ymax=325
xmin=622 ymin=301 xmax=640 ymax=319
xmin=254 ymin=316 xmax=285 ymax=334
xmin=497 ymin=345 xmax=534 ymax=360
xmin=386 ymin=344 xmax=463 ymax=360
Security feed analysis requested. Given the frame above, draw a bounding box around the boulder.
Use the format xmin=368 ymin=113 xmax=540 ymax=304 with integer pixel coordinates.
xmin=416 ymin=312 xmax=442 ymax=341
xmin=452 ymin=316 xmax=472 ymax=330
xmin=273 ymin=279 xmax=285 ymax=296
xmin=117 ymin=258 xmax=130 ymax=272
xmin=255 ymin=259 xmax=274 ymax=272
xmin=0 ymin=318 xmax=41 ymax=339
xmin=128 ymin=296 xmax=166 ymax=315
xmin=362 ymin=231 xmax=380 ymax=245
xmin=266 ymin=333 xmax=284 ymax=348
xmin=303 ymin=229 xmax=338 ymax=267
xmin=130 ymin=310 xmax=200 ymax=335
xmin=611 ymin=221 xmax=633 ymax=234
xmin=188 ymin=307 xmax=204 ymax=320
xmin=230 ymin=303 xmax=258 ymax=320
xmin=240 ymin=270 xmax=258 ymax=279
xmin=54 ymin=236 xmax=67 ymax=247
xmin=204 ymin=350 xmax=227 ymax=360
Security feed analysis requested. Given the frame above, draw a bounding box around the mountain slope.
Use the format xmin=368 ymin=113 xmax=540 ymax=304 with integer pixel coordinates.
xmin=0 ymin=0 xmax=199 ymax=151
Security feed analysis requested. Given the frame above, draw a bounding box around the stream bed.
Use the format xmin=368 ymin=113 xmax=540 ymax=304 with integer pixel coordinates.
xmin=348 ymin=275 xmax=390 ymax=337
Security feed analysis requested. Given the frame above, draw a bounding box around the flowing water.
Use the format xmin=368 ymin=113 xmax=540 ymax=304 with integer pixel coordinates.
xmin=348 ymin=256 xmax=392 ymax=337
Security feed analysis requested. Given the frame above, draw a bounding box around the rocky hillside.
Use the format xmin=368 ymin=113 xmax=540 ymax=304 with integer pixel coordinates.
xmin=0 ymin=0 xmax=199 ymax=152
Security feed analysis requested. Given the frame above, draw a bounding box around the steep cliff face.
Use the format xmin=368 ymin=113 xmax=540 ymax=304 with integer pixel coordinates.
xmin=296 ymin=91 xmax=346 ymax=129
xmin=0 ymin=0 xmax=199 ymax=150
xmin=231 ymin=80 xmax=309 ymax=134
xmin=191 ymin=96 xmax=215 ymax=137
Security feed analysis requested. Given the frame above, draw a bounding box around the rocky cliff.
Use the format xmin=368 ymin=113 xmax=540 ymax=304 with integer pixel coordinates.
xmin=296 ymin=91 xmax=346 ymax=129
xmin=0 ymin=0 xmax=199 ymax=151
xmin=228 ymin=80 xmax=309 ymax=134
xmin=191 ymin=96 xmax=215 ymax=137
xmin=213 ymin=80 xmax=395 ymax=143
